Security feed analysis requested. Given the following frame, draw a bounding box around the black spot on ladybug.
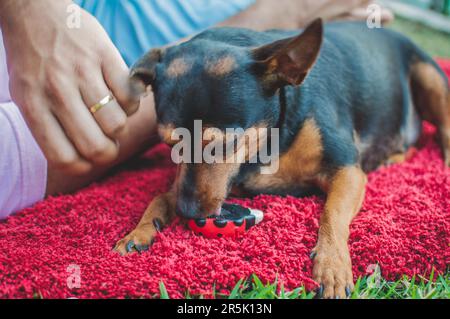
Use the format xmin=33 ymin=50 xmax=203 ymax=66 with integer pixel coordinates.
xmin=245 ymin=215 xmax=256 ymax=230
xmin=217 ymin=233 xmax=223 ymax=238
xmin=214 ymin=219 xmax=228 ymax=228
xmin=195 ymin=219 xmax=207 ymax=227
xmin=234 ymin=218 xmax=244 ymax=227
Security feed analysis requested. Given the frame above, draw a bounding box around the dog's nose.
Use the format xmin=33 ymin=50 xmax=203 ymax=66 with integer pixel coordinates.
xmin=176 ymin=197 xmax=201 ymax=219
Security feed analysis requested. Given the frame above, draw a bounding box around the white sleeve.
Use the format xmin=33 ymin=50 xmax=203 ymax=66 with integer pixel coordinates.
xmin=0 ymin=29 xmax=47 ymax=218
xmin=0 ymin=29 xmax=11 ymax=103
xmin=0 ymin=102 xmax=47 ymax=218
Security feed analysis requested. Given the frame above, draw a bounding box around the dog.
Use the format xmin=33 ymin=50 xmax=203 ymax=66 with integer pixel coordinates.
xmin=114 ymin=19 xmax=450 ymax=298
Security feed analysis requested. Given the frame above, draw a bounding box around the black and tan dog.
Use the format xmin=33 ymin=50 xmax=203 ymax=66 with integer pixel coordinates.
xmin=115 ymin=19 xmax=450 ymax=298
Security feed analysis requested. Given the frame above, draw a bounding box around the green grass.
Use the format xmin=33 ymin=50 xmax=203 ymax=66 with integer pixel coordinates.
xmin=159 ymin=272 xmax=450 ymax=299
xmin=388 ymin=16 xmax=450 ymax=58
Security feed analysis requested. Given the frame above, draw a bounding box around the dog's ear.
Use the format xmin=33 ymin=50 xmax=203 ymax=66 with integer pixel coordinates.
xmin=130 ymin=48 xmax=163 ymax=88
xmin=252 ymin=18 xmax=323 ymax=88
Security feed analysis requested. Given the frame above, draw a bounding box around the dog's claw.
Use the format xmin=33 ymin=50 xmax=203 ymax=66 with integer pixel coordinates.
xmin=135 ymin=244 xmax=149 ymax=253
xmin=345 ymin=286 xmax=352 ymax=298
xmin=114 ymin=226 xmax=157 ymax=256
xmin=310 ymin=251 xmax=317 ymax=260
xmin=125 ymin=240 xmax=150 ymax=253
xmin=153 ymin=218 xmax=163 ymax=232
xmin=316 ymin=284 xmax=324 ymax=298
xmin=126 ymin=240 xmax=135 ymax=253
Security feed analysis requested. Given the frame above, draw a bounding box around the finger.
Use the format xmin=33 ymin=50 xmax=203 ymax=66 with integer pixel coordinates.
xmin=21 ymin=95 xmax=93 ymax=174
xmin=101 ymin=44 xmax=140 ymax=116
xmin=47 ymin=78 xmax=119 ymax=165
xmin=79 ymin=66 xmax=128 ymax=138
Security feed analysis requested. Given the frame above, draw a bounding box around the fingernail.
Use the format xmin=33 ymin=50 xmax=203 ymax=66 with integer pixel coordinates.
xmin=126 ymin=240 xmax=135 ymax=253
xmin=153 ymin=218 xmax=163 ymax=232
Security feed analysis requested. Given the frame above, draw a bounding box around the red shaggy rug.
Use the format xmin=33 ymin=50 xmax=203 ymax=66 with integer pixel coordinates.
xmin=0 ymin=61 xmax=449 ymax=299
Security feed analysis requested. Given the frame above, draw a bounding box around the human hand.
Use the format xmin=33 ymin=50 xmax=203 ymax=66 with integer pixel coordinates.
xmin=0 ymin=0 xmax=140 ymax=174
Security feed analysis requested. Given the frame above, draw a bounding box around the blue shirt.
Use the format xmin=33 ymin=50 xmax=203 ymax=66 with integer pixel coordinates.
xmin=75 ymin=0 xmax=255 ymax=66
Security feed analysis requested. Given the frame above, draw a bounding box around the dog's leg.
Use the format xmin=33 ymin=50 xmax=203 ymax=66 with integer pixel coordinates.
xmin=312 ymin=166 xmax=367 ymax=299
xmin=411 ymin=62 xmax=450 ymax=166
xmin=114 ymin=191 xmax=176 ymax=255
xmin=383 ymin=147 xmax=417 ymax=167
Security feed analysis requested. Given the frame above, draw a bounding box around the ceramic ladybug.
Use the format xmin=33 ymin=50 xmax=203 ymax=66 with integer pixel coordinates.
xmin=188 ymin=203 xmax=264 ymax=238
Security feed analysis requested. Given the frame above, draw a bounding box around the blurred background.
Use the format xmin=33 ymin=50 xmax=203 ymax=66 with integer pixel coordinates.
xmin=381 ymin=0 xmax=450 ymax=57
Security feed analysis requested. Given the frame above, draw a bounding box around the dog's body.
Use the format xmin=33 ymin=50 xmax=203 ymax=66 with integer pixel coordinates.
xmin=115 ymin=21 xmax=450 ymax=298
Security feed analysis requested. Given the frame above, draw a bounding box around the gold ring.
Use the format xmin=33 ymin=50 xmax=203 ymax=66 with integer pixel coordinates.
xmin=90 ymin=94 xmax=114 ymax=114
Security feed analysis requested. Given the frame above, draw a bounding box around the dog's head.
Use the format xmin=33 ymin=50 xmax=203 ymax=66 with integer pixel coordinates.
xmin=130 ymin=19 xmax=323 ymax=219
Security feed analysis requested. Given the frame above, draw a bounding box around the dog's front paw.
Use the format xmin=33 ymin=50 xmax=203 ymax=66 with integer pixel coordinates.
xmin=311 ymin=241 xmax=354 ymax=299
xmin=114 ymin=226 xmax=156 ymax=256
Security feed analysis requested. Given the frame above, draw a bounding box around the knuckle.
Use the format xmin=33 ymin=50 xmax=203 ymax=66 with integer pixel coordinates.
xmin=9 ymin=77 xmax=33 ymax=104
xmin=84 ymin=140 xmax=117 ymax=162
xmin=117 ymin=88 xmax=142 ymax=115
xmin=47 ymin=150 xmax=93 ymax=175
xmin=106 ymin=114 xmax=127 ymax=135
xmin=46 ymin=75 xmax=62 ymax=93
xmin=47 ymin=152 xmax=79 ymax=170
xmin=44 ymin=70 xmax=66 ymax=102
xmin=47 ymin=56 xmax=65 ymax=71
xmin=75 ymin=62 xmax=96 ymax=82
xmin=85 ymin=143 xmax=108 ymax=159
xmin=124 ymin=102 xmax=139 ymax=116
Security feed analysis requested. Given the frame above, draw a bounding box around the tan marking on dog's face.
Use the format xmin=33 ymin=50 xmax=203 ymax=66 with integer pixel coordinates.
xmin=173 ymin=124 xmax=268 ymax=217
xmin=166 ymin=58 xmax=191 ymax=78
xmin=243 ymin=118 xmax=323 ymax=190
xmin=173 ymin=162 xmax=239 ymax=218
xmin=206 ymin=56 xmax=237 ymax=77
xmin=201 ymin=124 xmax=268 ymax=162
xmin=158 ymin=124 xmax=179 ymax=145
xmin=194 ymin=163 xmax=241 ymax=216
xmin=193 ymin=125 xmax=266 ymax=214
xmin=174 ymin=163 xmax=188 ymax=194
